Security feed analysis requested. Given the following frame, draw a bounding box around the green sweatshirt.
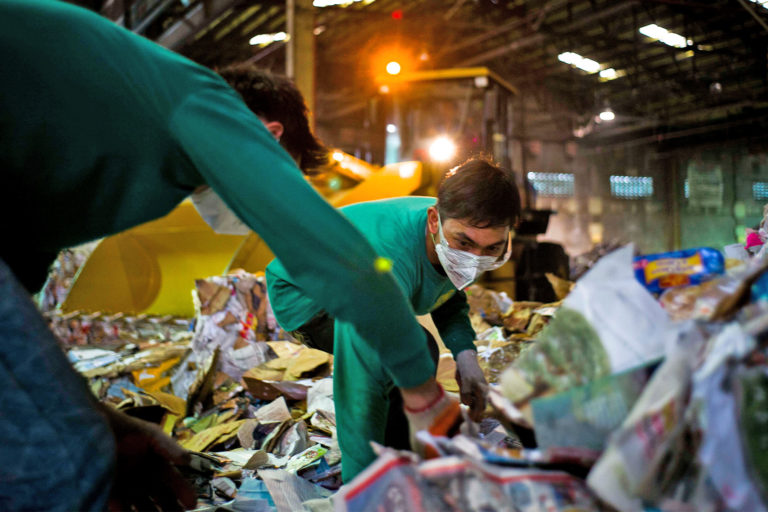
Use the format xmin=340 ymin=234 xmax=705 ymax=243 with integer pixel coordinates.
xmin=1 ymin=0 xmax=432 ymax=388
xmin=267 ymin=197 xmax=477 ymax=359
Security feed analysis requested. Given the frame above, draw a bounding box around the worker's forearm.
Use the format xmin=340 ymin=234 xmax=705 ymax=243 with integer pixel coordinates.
xmin=399 ymin=376 xmax=442 ymax=411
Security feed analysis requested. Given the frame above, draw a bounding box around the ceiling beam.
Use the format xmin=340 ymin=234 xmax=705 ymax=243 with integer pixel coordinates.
xmin=156 ymin=0 xmax=240 ymax=50
xmin=458 ymin=0 xmax=639 ymax=66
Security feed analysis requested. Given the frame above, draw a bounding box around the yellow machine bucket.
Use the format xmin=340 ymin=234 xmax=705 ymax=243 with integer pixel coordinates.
xmin=61 ymin=158 xmax=423 ymax=317
xmin=61 ymin=200 xmax=247 ymax=316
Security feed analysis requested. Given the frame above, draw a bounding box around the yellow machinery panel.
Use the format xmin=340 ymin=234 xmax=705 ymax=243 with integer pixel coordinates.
xmin=62 ymin=200 xmax=247 ymax=316
xmin=62 ymin=158 xmax=423 ymax=317
xmin=228 ymin=161 xmax=423 ymax=280
xmin=326 ymin=161 xmax=422 ymax=208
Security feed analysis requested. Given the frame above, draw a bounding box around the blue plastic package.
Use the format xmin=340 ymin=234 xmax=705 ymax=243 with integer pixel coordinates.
xmin=632 ymin=247 xmax=725 ymax=294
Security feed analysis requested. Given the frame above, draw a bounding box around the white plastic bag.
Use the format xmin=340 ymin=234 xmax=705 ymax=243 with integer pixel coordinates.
xmin=502 ymin=245 xmax=674 ymax=403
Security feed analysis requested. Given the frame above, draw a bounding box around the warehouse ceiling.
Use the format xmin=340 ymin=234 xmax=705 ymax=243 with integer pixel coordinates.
xmin=87 ymin=0 xmax=768 ymax=148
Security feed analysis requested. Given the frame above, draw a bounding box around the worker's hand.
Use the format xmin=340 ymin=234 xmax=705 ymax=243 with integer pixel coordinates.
xmin=455 ymin=349 xmax=488 ymax=422
xmin=401 ymin=379 xmax=462 ymax=458
xmin=100 ymin=405 xmax=197 ymax=511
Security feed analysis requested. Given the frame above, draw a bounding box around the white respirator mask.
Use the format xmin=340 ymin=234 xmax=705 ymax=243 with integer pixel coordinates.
xmin=191 ymin=187 xmax=250 ymax=236
xmin=432 ymin=213 xmax=512 ymax=291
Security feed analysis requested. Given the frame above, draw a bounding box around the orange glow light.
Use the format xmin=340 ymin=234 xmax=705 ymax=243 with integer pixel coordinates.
xmin=386 ymin=61 xmax=401 ymax=75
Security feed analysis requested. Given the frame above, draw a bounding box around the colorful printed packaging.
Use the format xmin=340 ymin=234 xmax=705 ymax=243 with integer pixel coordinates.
xmin=633 ymin=247 xmax=725 ymax=294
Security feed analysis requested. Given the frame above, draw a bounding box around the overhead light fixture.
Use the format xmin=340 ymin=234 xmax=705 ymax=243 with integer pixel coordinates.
xmin=313 ymin=0 xmax=375 ymax=7
xmin=599 ymin=68 xmax=627 ymax=82
xmin=428 ymin=136 xmax=457 ymax=162
xmin=598 ymin=108 xmax=615 ymax=122
xmin=639 ymin=24 xmax=691 ymax=48
xmin=249 ymin=31 xmax=288 ymax=46
xmin=385 ymin=61 xmax=401 ymax=75
xmin=575 ymin=106 xmax=616 ymax=136
xmin=558 ymin=52 xmax=601 ymax=74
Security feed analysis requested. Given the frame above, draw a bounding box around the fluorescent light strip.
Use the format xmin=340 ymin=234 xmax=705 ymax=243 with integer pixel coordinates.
xmin=558 ymin=52 xmax=601 ymax=74
xmin=599 ymin=68 xmax=626 ymax=82
xmin=249 ymin=32 xmax=288 ymax=46
xmin=313 ymin=0 xmax=374 ymax=7
xmin=639 ymin=24 xmax=691 ymax=48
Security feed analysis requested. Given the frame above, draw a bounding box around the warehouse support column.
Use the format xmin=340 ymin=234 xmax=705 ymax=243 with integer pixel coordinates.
xmin=286 ymin=0 xmax=315 ymax=118
xmin=666 ymin=157 xmax=682 ymax=250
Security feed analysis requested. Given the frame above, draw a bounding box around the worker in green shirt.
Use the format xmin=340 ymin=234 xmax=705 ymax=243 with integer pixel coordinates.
xmin=0 ymin=1 xmax=440 ymax=509
xmin=267 ymin=158 xmax=522 ymax=481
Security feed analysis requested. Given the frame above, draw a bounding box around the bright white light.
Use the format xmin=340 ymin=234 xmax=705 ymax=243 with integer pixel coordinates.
xmin=398 ymin=162 xmax=417 ymax=179
xmin=386 ymin=124 xmax=397 ymax=133
xmin=599 ymin=109 xmax=615 ymax=122
xmin=639 ymin=24 xmax=690 ymax=48
xmin=557 ymin=52 xmax=578 ymax=65
xmin=313 ymin=0 xmax=371 ymax=7
xmin=557 ymin=52 xmax=601 ymax=74
xmin=599 ymin=68 xmax=626 ymax=81
xmin=249 ymin=32 xmax=288 ymax=46
xmin=428 ymin=136 xmax=457 ymax=162
xmin=578 ymin=58 xmax=600 ymax=74
xmin=332 ymin=151 xmax=344 ymax=162
xmin=639 ymin=24 xmax=664 ymax=40
xmin=750 ymin=0 xmax=768 ymax=9
xmin=386 ymin=61 xmax=401 ymax=75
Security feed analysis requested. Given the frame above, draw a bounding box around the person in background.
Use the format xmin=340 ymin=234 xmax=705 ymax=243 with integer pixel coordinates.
xmin=744 ymin=204 xmax=768 ymax=256
xmin=1 ymin=1 xmax=438 ymax=509
xmin=188 ymin=65 xmax=329 ymax=236
xmin=266 ymin=158 xmax=522 ymax=481
xmin=217 ymin=65 xmax=327 ymax=173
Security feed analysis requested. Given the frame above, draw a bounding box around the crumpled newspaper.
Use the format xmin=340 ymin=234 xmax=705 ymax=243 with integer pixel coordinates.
xmin=334 ymin=448 xmax=602 ymax=511
xmin=192 ymin=271 xmax=282 ymax=380
xmin=588 ymin=295 xmax=768 ymax=511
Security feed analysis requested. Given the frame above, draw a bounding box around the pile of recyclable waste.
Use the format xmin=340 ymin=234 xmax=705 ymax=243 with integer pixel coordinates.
xmin=46 ymin=237 xmax=768 ymax=511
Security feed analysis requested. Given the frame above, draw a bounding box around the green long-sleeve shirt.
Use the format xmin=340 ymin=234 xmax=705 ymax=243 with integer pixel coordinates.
xmin=1 ymin=0 xmax=432 ymax=388
xmin=266 ymin=197 xmax=478 ymax=360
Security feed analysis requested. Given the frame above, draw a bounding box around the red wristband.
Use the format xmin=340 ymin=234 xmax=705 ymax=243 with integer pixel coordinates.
xmin=403 ymin=383 xmax=445 ymax=414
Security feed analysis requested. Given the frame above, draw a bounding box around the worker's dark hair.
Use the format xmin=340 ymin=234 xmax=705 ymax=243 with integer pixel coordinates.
xmin=437 ymin=158 xmax=521 ymax=228
xmin=218 ymin=65 xmax=328 ymax=173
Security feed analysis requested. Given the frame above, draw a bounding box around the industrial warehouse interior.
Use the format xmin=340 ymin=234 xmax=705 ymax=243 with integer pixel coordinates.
xmin=4 ymin=0 xmax=768 ymax=510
